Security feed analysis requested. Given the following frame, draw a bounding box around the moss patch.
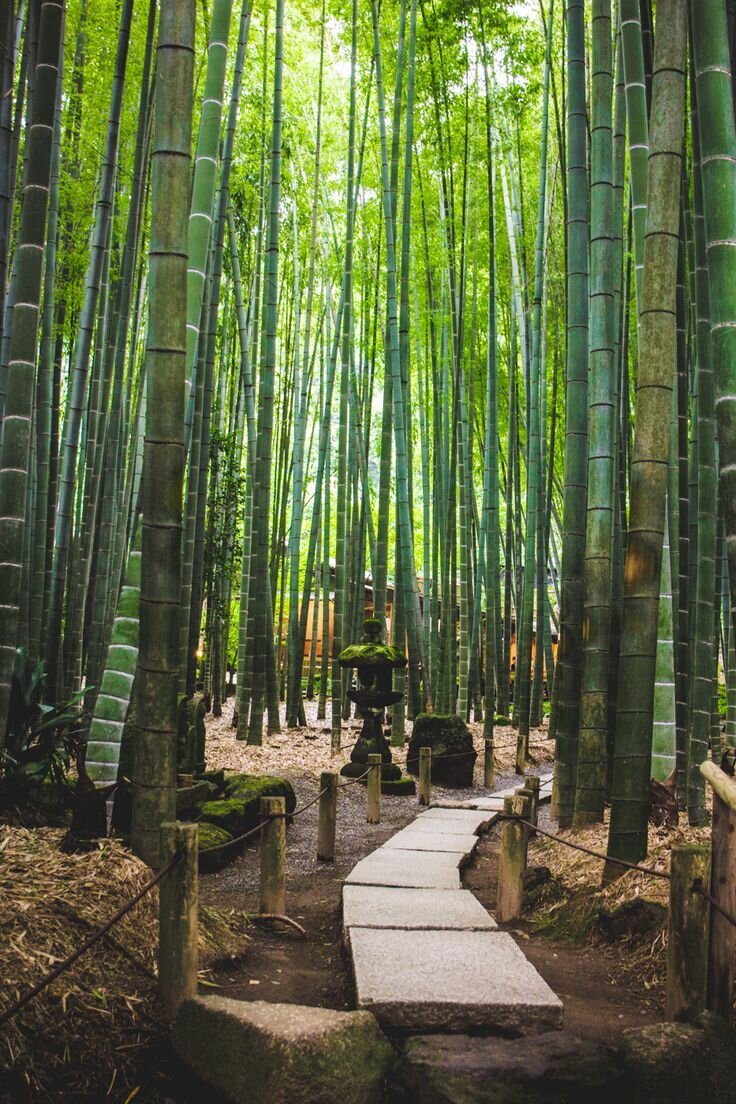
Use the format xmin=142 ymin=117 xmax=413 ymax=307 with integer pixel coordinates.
xmin=197 ymin=823 xmax=236 ymax=874
xmin=223 ymin=774 xmax=296 ymax=815
xmin=337 ymin=642 xmax=407 ymax=667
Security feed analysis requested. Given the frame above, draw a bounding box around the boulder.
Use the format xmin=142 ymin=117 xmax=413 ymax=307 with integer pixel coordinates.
xmin=176 ymin=780 xmax=217 ymax=818
xmin=223 ymin=773 xmax=296 ymax=814
xmin=197 ymin=798 xmax=251 ymax=836
xmin=620 ymin=1013 xmax=736 ymax=1104
xmin=397 ymin=1032 xmax=620 ymax=1104
xmin=197 ymin=822 xmax=236 ymax=873
xmin=173 ymin=996 xmax=394 ymax=1104
xmin=407 ymin=714 xmax=477 ymax=788
xmin=596 ymin=898 xmax=667 ymax=942
xmin=198 ymin=776 xmax=296 ymax=837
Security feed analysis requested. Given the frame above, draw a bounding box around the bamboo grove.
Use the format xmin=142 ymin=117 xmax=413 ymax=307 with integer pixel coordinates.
xmin=1 ymin=0 xmax=736 ymax=868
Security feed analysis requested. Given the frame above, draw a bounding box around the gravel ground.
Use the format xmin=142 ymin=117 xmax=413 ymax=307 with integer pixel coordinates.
xmin=202 ymin=696 xmax=555 ymax=900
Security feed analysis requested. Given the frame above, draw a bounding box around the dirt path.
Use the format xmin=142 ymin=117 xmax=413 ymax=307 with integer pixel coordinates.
xmin=198 ymin=755 xmax=660 ymax=1045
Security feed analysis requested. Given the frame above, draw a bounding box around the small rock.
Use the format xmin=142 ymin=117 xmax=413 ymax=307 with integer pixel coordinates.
xmin=620 ymin=1013 xmax=736 ymax=1103
xmin=397 ymin=1031 xmax=620 ymax=1103
xmin=173 ymin=996 xmax=394 ymax=1104
xmin=596 ymin=899 xmax=667 ymax=942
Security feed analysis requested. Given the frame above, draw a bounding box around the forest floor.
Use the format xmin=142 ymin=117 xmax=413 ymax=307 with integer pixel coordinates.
xmin=1 ymin=701 xmax=710 ymax=1103
xmin=199 ymin=698 xmax=673 ymax=1046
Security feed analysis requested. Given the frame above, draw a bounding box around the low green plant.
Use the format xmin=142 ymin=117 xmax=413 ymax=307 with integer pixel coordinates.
xmin=0 ymin=648 xmax=89 ymax=802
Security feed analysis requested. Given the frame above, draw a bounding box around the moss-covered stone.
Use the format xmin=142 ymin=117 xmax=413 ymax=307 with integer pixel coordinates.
xmin=620 ymin=1013 xmax=736 ymax=1104
xmin=174 ymin=996 xmax=394 ymax=1104
xmin=407 ymin=714 xmax=477 ymax=788
xmin=399 ymin=1032 xmax=621 ymax=1104
xmin=197 ymin=822 xmax=236 ymax=874
xmin=196 ymin=768 xmax=226 ymax=792
xmin=197 ymin=798 xmax=250 ymax=836
xmin=199 ymin=777 xmax=297 ymax=837
xmin=224 ymin=774 xmax=296 ymax=814
xmin=379 ymin=776 xmax=416 ymax=796
xmin=176 ymin=780 xmax=217 ymax=818
xmin=338 ymin=642 xmax=407 ymax=668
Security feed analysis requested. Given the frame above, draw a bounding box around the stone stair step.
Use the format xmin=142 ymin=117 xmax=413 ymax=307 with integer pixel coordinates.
xmin=350 ymin=928 xmax=563 ymax=1034
xmin=346 ymin=849 xmax=462 ymax=890
xmin=417 ymin=808 xmax=498 ymax=832
xmin=343 ymin=885 xmax=497 ymax=935
xmin=382 ymin=830 xmax=479 ymax=858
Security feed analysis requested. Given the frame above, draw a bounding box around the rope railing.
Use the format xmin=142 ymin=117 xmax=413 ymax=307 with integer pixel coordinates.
xmin=502 ymin=814 xmax=672 ymax=880
xmin=500 ymin=810 xmax=736 ymax=927
xmin=497 ymin=781 xmax=736 ymax=1026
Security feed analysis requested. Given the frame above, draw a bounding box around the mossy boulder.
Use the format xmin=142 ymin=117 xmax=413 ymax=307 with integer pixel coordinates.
xmin=198 ymin=776 xmax=296 ymax=837
xmin=174 ymin=996 xmax=394 ymax=1104
xmin=407 ymin=714 xmax=477 ymax=788
xmin=197 ymin=798 xmax=251 ymax=836
xmin=380 ymin=776 xmax=416 ymax=796
xmin=196 ymin=768 xmax=226 ymax=792
xmin=176 ymin=780 xmax=217 ymax=819
xmin=620 ymin=1013 xmax=736 ymax=1104
xmin=223 ymin=774 xmax=296 ymax=814
xmin=198 ymin=823 xmax=236 ymax=874
xmin=398 ymin=1032 xmax=621 ymax=1104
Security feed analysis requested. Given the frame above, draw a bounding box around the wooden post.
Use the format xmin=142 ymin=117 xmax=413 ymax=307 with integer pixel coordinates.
xmin=497 ymin=793 xmax=531 ymax=923
xmin=260 ymin=796 xmax=286 ymax=916
xmin=317 ymin=771 xmax=338 ymax=862
xmin=523 ymin=775 xmax=540 ymax=826
xmin=367 ymin=754 xmax=381 ymax=824
xmin=419 ymin=747 xmax=432 ymax=805
xmin=483 ymin=738 xmax=494 ymax=788
xmin=701 ymin=759 xmax=736 ymax=1022
xmin=159 ymin=821 xmax=198 ymax=1017
xmin=665 ymin=843 xmax=711 ymax=1022
xmin=707 ymin=790 xmax=736 ymax=1020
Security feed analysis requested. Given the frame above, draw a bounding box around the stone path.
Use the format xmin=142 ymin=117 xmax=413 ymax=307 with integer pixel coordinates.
xmin=343 ymin=769 xmax=562 ymax=1034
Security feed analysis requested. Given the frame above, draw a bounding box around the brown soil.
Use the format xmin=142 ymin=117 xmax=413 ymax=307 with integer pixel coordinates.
xmin=463 ymin=827 xmax=661 ymax=1043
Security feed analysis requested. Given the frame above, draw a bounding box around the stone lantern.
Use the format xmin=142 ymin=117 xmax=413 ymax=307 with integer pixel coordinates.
xmin=337 ymin=618 xmax=406 ymax=780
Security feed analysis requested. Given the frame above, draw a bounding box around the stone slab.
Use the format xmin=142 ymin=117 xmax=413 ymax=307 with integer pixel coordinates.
xmin=173 ymin=996 xmax=393 ymax=1104
xmin=350 ymin=928 xmax=563 ymax=1033
xmin=394 ymin=815 xmax=488 ymax=836
xmin=343 ymin=885 xmax=497 ymax=933
xmin=346 ymin=849 xmax=462 ymax=889
xmin=417 ymin=808 xmax=496 ymax=833
xmin=382 ymin=830 xmax=479 ymax=857
xmin=430 ymin=796 xmax=504 ymax=812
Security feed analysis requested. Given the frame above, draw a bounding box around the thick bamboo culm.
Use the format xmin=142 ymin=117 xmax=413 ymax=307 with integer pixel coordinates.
xmin=497 ymin=793 xmax=531 ymax=923
xmin=367 ymin=754 xmax=381 ymax=823
xmin=317 ymin=771 xmax=338 ymax=862
xmin=700 ymin=761 xmax=736 ymax=1022
xmin=158 ymin=821 xmax=199 ymax=1017
xmin=419 ymin=747 xmax=431 ymax=805
xmin=260 ymin=796 xmax=286 ymax=915
xmin=665 ymin=843 xmax=710 ymax=1022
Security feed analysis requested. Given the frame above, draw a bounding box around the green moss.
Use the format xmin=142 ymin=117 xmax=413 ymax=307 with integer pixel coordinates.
xmin=224 ymin=774 xmax=296 ymax=812
xmin=197 ymin=798 xmax=249 ymax=835
xmin=337 ymin=642 xmax=407 ymax=667
xmin=380 ymin=776 xmax=416 ymax=796
xmin=196 ymin=768 xmax=226 ymax=791
xmin=197 ymin=822 xmax=236 ymax=874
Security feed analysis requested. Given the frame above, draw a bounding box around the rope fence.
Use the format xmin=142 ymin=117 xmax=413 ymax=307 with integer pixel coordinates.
xmin=497 ymin=764 xmax=736 ymax=1027
xmin=7 ymin=751 xmax=735 ymax=1033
